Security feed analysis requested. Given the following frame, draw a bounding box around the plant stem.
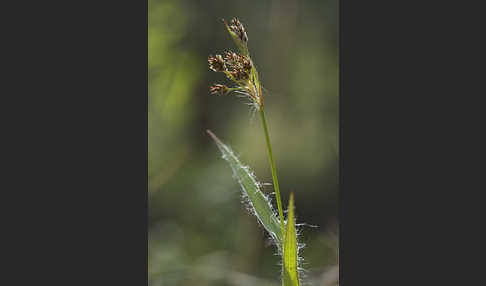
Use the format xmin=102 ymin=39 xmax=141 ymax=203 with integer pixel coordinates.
xmin=260 ymin=109 xmax=285 ymax=232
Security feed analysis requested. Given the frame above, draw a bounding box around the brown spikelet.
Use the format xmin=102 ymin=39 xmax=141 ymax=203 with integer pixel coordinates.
xmin=230 ymin=17 xmax=248 ymax=43
xmin=241 ymin=57 xmax=252 ymax=73
xmin=208 ymin=55 xmax=226 ymax=72
xmin=210 ymin=84 xmax=229 ymax=96
xmin=231 ymin=69 xmax=250 ymax=81
xmin=224 ymin=51 xmax=252 ymax=72
xmin=224 ymin=51 xmax=238 ymax=67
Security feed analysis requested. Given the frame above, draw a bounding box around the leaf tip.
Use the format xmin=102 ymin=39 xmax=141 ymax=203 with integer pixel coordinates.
xmin=206 ymin=129 xmax=220 ymax=143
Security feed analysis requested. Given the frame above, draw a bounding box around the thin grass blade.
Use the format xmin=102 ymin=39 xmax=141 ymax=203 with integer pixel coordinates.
xmin=283 ymin=193 xmax=300 ymax=286
xmin=207 ymin=130 xmax=283 ymax=245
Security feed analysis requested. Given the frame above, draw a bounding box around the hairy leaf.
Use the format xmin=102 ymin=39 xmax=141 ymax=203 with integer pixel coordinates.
xmin=207 ymin=130 xmax=283 ymax=245
xmin=283 ymin=193 xmax=300 ymax=286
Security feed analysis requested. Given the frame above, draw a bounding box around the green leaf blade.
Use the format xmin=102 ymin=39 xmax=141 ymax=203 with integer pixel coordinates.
xmin=207 ymin=130 xmax=283 ymax=245
xmin=283 ymin=193 xmax=300 ymax=286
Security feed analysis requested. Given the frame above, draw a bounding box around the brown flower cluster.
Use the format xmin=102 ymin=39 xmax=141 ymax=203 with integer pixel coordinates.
xmin=224 ymin=51 xmax=251 ymax=72
xmin=208 ymin=51 xmax=252 ymax=82
xmin=209 ymin=84 xmax=229 ymax=96
xmin=208 ymin=17 xmax=263 ymax=109
xmin=229 ymin=17 xmax=248 ymax=44
xmin=208 ymin=55 xmax=226 ymax=72
xmin=225 ymin=51 xmax=252 ymax=81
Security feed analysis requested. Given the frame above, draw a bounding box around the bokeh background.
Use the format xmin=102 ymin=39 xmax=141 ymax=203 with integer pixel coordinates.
xmin=148 ymin=0 xmax=338 ymax=285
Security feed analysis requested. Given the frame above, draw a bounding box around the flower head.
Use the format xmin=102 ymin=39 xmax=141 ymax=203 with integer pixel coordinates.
xmin=224 ymin=51 xmax=252 ymax=72
xmin=223 ymin=17 xmax=249 ymax=56
xmin=208 ymin=55 xmax=226 ymax=72
xmin=210 ymin=84 xmax=229 ymax=96
xmin=209 ymin=17 xmax=263 ymax=110
xmin=229 ymin=17 xmax=248 ymax=44
xmin=230 ymin=69 xmax=250 ymax=81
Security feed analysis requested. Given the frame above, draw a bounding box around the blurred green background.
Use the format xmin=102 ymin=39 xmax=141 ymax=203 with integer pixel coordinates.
xmin=148 ymin=0 xmax=338 ymax=285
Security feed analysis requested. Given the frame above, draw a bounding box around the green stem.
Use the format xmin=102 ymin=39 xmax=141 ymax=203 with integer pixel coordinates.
xmin=260 ymin=109 xmax=285 ymax=232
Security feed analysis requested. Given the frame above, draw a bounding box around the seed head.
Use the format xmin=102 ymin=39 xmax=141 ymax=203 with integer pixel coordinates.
xmin=241 ymin=57 xmax=252 ymax=73
xmin=230 ymin=17 xmax=248 ymax=44
xmin=231 ymin=69 xmax=250 ymax=81
xmin=224 ymin=51 xmax=252 ymax=72
xmin=209 ymin=17 xmax=263 ymax=110
xmin=210 ymin=84 xmax=229 ymax=96
xmin=208 ymin=55 xmax=226 ymax=72
xmin=224 ymin=51 xmax=238 ymax=66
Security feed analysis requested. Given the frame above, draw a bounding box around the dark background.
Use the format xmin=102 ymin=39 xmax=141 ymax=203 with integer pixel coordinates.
xmin=4 ymin=0 xmax=480 ymax=285
xmin=148 ymin=0 xmax=339 ymax=285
